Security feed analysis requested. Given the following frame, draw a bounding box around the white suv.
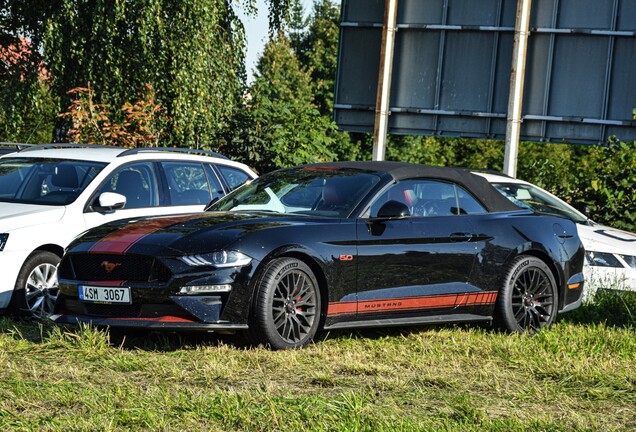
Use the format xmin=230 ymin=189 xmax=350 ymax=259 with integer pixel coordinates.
xmin=0 ymin=144 xmax=257 ymax=318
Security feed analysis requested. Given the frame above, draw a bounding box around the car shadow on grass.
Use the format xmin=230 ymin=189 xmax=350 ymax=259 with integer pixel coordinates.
xmin=4 ymin=289 xmax=632 ymax=351
xmin=0 ymin=316 xmax=227 ymax=351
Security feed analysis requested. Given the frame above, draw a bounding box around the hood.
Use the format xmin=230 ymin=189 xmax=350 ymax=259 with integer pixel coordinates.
xmin=0 ymin=202 xmax=66 ymax=231
xmin=577 ymin=223 xmax=636 ymax=256
xmin=70 ymin=211 xmax=314 ymax=256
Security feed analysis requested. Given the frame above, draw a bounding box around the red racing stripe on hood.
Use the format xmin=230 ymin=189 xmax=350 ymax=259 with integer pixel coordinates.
xmin=89 ymin=214 xmax=203 ymax=254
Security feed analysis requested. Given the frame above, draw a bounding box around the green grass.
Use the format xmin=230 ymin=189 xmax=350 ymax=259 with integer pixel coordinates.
xmin=1 ymin=293 xmax=635 ymax=431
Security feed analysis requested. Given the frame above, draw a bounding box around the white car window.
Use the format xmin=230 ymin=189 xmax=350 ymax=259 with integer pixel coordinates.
xmin=98 ymin=162 xmax=159 ymax=209
xmin=161 ymin=161 xmax=216 ymax=205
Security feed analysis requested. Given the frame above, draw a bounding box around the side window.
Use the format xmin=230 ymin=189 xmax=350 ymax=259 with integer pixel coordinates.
xmin=216 ymin=165 xmax=251 ymax=191
xmin=412 ymin=180 xmax=457 ymax=217
xmin=369 ymin=179 xmax=486 ymax=217
xmin=455 ymin=186 xmax=487 ymax=215
xmin=161 ymin=162 xmax=215 ymax=206
xmin=98 ymin=162 xmax=158 ymax=209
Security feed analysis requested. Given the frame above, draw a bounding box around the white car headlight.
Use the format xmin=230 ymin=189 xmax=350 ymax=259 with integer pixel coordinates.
xmin=179 ymin=251 xmax=252 ymax=268
xmin=585 ymin=251 xmax=623 ymax=268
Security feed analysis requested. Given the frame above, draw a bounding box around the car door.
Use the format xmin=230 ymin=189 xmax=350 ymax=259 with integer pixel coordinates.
xmin=83 ymin=161 xmax=166 ymax=230
xmin=355 ymin=179 xmax=482 ymax=319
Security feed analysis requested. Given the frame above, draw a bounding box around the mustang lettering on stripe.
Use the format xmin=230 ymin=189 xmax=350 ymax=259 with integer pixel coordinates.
xmin=327 ymin=291 xmax=498 ymax=316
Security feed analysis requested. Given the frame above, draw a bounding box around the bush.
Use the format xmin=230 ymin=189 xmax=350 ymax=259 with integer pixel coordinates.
xmin=562 ymin=289 xmax=636 ymax=328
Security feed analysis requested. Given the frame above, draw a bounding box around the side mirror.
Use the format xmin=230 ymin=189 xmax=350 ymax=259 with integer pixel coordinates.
xmin=372 ymin=200 xmax=411 ymax=221
xmin=93 ymin=192 xmax=127 ymax=212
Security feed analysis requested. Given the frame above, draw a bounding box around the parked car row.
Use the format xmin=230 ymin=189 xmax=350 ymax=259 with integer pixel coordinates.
xmin=1 ymin=143 xmax=631 ymax=349
xmin=50 ymin=161 xmax=585 ymax=349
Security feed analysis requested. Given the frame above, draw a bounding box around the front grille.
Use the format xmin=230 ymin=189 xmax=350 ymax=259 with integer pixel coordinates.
xmin=61 ymin=253 xmax=172 ymax=282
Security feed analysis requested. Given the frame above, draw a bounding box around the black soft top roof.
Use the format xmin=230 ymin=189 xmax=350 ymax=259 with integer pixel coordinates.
xmin=300 ymin=161 xmax=521 ymax=213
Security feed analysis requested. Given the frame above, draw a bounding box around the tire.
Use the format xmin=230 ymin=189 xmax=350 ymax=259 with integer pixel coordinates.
xmin=10 ymin=251 xmax=60 ymax=319
xmin=249 ymin=258 xmax=321 ymax=350
xmin=494 ymin=255 xmax=558 ymax=333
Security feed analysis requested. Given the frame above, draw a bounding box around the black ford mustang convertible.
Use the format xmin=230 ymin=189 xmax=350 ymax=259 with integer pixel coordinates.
xmin=52 ymin=162 xmax=585 ymax=349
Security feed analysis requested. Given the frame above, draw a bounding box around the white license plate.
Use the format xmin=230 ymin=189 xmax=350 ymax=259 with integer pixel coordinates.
xmin=78 ymin=285 xmax=131 ymax=304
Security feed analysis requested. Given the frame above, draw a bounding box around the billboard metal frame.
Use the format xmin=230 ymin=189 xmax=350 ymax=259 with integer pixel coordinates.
xmin=334 ymin=0 xmax=636 ymax=173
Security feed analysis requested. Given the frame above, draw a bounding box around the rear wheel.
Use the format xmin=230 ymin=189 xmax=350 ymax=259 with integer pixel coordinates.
xmin=249 ymin=258 xmax=321 ymax=349
xmin=495 ymin=256 xmax=558 ymax=333
xmin=10 ymin=251 xmax=60 ymax=319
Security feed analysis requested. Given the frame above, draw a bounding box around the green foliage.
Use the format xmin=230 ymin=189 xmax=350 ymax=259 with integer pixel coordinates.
xmin=285 ymin=0 xmax=369 ymax=162
xmin=0 ymin=0 xmax=297 ymax=147
xmin=386 ymin=135 xmax=504 ymax=170
xmin=222 ymin=33 xmax=335 ymax=173
xmin=518 ymin=140 xmax=636 ymax=231
xmin=293 ymin=0 xmax=340 ymax=116
xmin=582 ymin=141 xmax=636 ymax=230
xmin=42 ymin=0 xmax=246 ymax=148
xmin=0 ymin=36 xmax=56 ymax=143
xmin=562 ymin=290 xmax=636 ymax=328
xmin=59 ymin=83 xmax=164 ymax=147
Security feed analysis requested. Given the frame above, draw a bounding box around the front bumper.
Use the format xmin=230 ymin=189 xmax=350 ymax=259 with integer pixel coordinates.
xmin=0 ymin=249 xmax=30 ymax=309
xmin=49 ymin=312 xmax=248 ymax=332
xmin=52 ymin=260 xmax=256 ymax=331
xmin=560 ymin=272 xmax=585 ymax=313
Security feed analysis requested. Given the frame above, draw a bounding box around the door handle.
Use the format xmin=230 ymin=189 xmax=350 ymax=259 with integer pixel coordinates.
xmin=450 ymin=232 xmax=473 ymax=242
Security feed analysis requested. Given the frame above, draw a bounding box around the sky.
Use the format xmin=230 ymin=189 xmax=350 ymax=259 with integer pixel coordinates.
xmin=238 ymin=0 xmax=314 ymax=82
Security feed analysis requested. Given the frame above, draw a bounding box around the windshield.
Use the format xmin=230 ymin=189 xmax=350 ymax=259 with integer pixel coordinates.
xmin=492 ymin=182 xmax=588 ymax=223
xmin=0 ymin=158 xmax=107 ymax=206
xmin=210 ymin=168 xmax=381 ymax=218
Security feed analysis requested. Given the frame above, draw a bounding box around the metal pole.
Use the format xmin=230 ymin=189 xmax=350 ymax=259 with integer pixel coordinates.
xmin=372 ymin=0 xmax=398 ymax=161
xmin=504 ymin=0 xmax=532 ymax=177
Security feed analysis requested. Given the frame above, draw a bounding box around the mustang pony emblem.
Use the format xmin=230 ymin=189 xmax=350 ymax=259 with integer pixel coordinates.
xmin=101 ymin=260 xmax=122 ymax=273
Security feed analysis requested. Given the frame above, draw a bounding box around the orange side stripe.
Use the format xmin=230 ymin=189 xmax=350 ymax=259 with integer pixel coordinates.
xmin=328 ymin=291 xmax=498 ymax=316
xmin=109 ymin=316 xmax=195 ymax=323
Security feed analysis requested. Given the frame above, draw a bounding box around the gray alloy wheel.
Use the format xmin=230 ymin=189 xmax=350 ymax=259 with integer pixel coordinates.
xmin=251 ymin=257 xmax=321 ymax=349
xmin=10 ymin=251 xmax=60 ymax=319
xmin=495 ymin=255 xmax=558 ymax=333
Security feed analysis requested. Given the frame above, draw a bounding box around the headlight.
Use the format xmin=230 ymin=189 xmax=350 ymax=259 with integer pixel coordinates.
xmin=179 ymin=251 xmax=252 ymax=268
xmin=0 ymin=233 xmax=8 ymax=251
xmin=585 ymin=251 xmax=623 ymax=268
xmin=620 ymin=255 xmax=636 ymax=269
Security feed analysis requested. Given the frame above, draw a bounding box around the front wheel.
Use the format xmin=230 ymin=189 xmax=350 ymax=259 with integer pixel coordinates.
xmin=10 ymin=251 xmax=60 ymax=319
xmin=249 ymin=258 xmax=321 ymax=349
xmin=494 ymin=256 xmax=558 ymax=333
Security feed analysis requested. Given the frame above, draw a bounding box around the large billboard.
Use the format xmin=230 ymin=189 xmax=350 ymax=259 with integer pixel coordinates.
xmin=334 ymin=0 xmax=636 ymax=144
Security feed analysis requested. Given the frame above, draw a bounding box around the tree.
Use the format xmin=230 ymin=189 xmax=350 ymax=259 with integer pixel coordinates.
xmin=0 ymin=0 xmax=295 ymax=146
xmin=222 ymin=33 xmax=335 ymax=173
xmin=59 ymin=83 xmax=164 ymax=148
xmin=292 ymin=0 xmax=340 ymax=116
xmin=0 ymin=34 xmax=56 ymax=143
xmin=43 ymin=0 xmax=247 ymax=147
xmin=286 ymin=0 xmax=370 ymax=162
